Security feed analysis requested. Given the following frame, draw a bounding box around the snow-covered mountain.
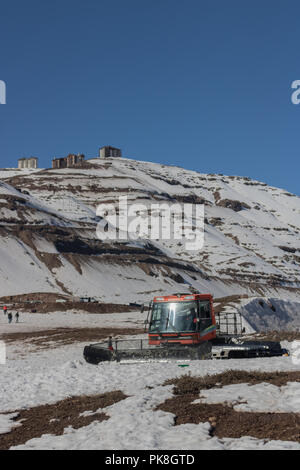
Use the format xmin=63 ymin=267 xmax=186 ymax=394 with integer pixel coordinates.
xmin=0 ymin=157 xmax=299 ymax=315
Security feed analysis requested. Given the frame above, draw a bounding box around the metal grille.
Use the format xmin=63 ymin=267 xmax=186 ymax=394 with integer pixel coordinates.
xmin=215 ymin=312 xmax=243 ymax=336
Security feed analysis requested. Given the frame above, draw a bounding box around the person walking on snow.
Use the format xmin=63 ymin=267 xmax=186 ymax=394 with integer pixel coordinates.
xmin=3 ymin=306 xmax=7 ymax=315
xmin=7 ymin=312 xmax=12 ymax=324
xmin=15 ymin=312 xmax=19 ymax=323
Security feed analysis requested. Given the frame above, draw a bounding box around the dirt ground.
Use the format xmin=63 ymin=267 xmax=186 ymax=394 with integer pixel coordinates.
xmin=0 ymin=327 xmax=143 ymax=350
xmin=1 ymin=369 xmax=300 ymax=448
xmin=0 ymin=391 xmax=127 ymax=450
xmin=158 ymin=370 xmax=300 ymax=442
xmin=163 ymin=369 xmax=300 ymax=391
xmin=29 ymin=302 xmax=140 ymax=314
xmin=0 ymin=292 xmax=140 ymax=314
xmin=249 ymin=331 xmax=300 ymax=342
xmin=158 ymin=395 xmax=300 ymax=442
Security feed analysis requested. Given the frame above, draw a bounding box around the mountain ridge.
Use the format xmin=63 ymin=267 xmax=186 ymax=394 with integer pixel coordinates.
xmin=0 ymin=157 xmax=299 ymax=309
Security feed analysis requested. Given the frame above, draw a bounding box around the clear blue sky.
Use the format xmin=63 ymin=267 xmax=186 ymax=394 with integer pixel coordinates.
xmin=0 ymin=0 xmax=300 ymax=195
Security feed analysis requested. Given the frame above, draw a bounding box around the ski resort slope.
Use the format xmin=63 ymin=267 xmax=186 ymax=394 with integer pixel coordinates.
xmin=0 ymin=310 xmax=299 ymax=450
xmin=0 ymin=157 xmax=299 ymax=329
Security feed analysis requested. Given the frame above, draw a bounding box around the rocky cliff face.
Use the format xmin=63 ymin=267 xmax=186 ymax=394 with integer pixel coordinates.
xmin=0 ymin=158 xmax=299 ymax=306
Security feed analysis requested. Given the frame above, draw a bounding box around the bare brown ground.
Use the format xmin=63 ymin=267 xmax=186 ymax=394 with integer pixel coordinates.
xmin=164 ymin=369 xmax=300 ymax=392
xmin=250 ymin=331 xmax=300 ymax=342
xmin=0 ymin=327 xmax=142 ymax=350
xmin=0 ymin=301 xmax=139 ymax=315
xmin=0 ymin=292 xmax=140 ymax=314
xmin=0 ymin=391 xmax=127 ymax=450
xmin=32 ymin=302 xmax=140 ymax=314
xmin=158 ymin=370 xmax=300 ymax=443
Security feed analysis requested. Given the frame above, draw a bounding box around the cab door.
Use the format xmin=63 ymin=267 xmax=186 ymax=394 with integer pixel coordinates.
xmin=198 ymin=300 xmax=214 ymax=333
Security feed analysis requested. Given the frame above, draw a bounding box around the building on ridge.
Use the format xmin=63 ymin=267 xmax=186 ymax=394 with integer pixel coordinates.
xmin=18 ymin=157 xmax=38 ymax=169
xmin=99 ymin=146 xmax=122 ymax=159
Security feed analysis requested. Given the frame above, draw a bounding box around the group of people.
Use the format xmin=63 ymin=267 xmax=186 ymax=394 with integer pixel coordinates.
xmin=2 ymin=306 xmax=19 ymax=324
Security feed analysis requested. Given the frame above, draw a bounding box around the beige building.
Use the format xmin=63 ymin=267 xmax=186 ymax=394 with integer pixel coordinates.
xmin=52 ymin=157 xmax=67 ymax=169
xmin=67 ymin=153 xmax=85 ymax=167
xmin=18 ymin=157 xmax=38 ymax=169
xmin=52 ymin=153 xmax=85 ymax=169
xmin=99 ymin=146 xmax=122 ymax=159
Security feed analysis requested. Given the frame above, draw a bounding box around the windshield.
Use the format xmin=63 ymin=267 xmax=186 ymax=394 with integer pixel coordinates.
xmin=149 ymin=301 xmax=201 ymax=333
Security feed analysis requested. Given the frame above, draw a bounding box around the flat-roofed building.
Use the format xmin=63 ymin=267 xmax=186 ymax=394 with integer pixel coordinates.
xmin=52 ymin=157 xmax=67 ymax=169
xmin=66 ymin=153 xmax=85 ymax=167
xmin=99 ymin=146 xmax=122 ymax=159
xmin=18 ymin=157 xmax=38 ymax=169
xmin=52 ymin=153 xmax=85 ymax=169
xmin=18 ymin=158 xmax=26 ymax=169
xmin=27 ymin=157 xmax=38 ymax=169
